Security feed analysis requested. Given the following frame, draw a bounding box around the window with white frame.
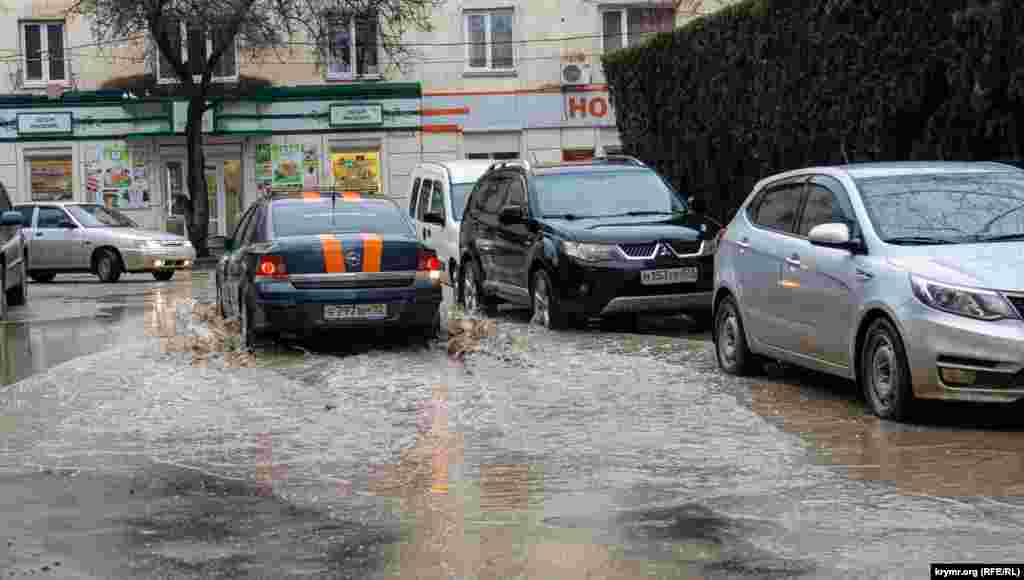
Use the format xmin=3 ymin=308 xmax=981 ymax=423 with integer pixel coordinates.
xmin=325 ymin=11 xmax=380 ymax=79
xmin=21 ymin=21 xmax=66 ymax=85
xmin=156 ymin=19 xmax=238 ymax=82
xmin=601 ymin=5 xmax=675 ymax=52
xmin=464 ymin=8 xmax=515 ymax=72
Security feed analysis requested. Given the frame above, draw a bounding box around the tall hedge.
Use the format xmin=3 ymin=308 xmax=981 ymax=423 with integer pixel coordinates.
xmin=602 ymin=0 xmax=1024 ymax=223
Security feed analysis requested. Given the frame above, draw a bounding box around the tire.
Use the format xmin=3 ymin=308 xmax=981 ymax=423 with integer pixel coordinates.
xmin=152 ymin=271 xmax=175 ymax=282
xmin=416 ymin=309 xmax=442 ymax=343
xmin=531 ymin=269 xmax=570 ymax=330
xmin=30 ymin=271 xmax=55 ymax=283
xmin=714 ymin=296 xmax=761 ymax=376
xmin=860 ymin=317 xmax=914 ymax=421
xmin=0 ymin=265 xmax=7 ymax=320
xmin=6 ymin=258 xmax=26 ymax=307
xmin=216 ymin=279 xmax=226 ymax=318
xmin=459 ymin=258 xmax=497 ymax=316
xmin=95 ymin=249 xmax=122 ymax=283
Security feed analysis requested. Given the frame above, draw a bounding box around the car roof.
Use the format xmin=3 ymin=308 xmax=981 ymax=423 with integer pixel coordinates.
xmin=752 ymin=161 xmax=1024 ymax=193
xmin=532 ymin=164 xmax=652 ymax=176
xmin=420 ymin=160 xmax=494 ymax=184
xmin=267 ymin=192 xmax=402 ymax=211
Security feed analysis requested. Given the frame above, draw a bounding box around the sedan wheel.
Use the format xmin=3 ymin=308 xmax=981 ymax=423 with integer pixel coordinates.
xmin=860 ymin=317 xmax=914 ymax=421
xmin=96 ymin=250 xmax=122 ymax=283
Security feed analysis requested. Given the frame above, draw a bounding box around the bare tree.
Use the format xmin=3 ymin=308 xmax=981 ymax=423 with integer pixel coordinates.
xmin=68 ymin=0 xmax=441 ymax=256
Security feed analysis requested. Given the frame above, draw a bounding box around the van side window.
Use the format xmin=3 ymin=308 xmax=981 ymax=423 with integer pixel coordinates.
xmin=408 ymin=178 xmax=421 ymax=218
xmin=429 ymin=180 xmax=446 ymax=221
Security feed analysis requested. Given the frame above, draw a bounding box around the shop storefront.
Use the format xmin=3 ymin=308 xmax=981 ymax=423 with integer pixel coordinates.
xmin=0 ymin=82 xmax=424 ymax=237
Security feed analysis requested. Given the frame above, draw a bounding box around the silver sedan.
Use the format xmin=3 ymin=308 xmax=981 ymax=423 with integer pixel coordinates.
xmin=14 ymin=202 xmax=196 ymax=283
xmin=713 ymin=161 xmax=1024 ymax=421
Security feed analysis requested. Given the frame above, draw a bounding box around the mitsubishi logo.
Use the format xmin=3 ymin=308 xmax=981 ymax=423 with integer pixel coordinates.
xmin=345 ymin=251 xmax=360 ymax=268
xmin=657 ymin=243 xmax=672 ymax=257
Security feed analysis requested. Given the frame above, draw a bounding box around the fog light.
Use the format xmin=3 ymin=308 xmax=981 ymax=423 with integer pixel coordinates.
xmin=154 ymin=259 xmax=164 ymax=267
xmin=940 ymin=367 xmax=977 ymax=386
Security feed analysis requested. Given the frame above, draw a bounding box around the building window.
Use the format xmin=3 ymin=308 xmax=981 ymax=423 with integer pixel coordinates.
xmin=601 ymin=5 xmax=675 ymax=52
xmin=465 ymin=9 xmax=515 ymax=72
xmin=21 ymin=21 xmax=65 ymax=85
xmin=326 ymin=11 xmax=379 ymax=80
xmin=156 ymin=19 xmax=238 ymax=82
xmin=467 ymin=152 xmax=519 ymax=160
xmin=28 ymin=155 xmax=73 ymax=201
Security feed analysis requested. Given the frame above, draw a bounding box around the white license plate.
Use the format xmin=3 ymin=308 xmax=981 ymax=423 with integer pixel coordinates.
xmin=641 ymin=267 xmax=699 ymax=285
xmin=324 ymin=304 xmax=388 ymax=320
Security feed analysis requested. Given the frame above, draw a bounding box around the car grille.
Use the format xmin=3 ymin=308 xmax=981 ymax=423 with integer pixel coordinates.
xmin=291 ymin=277 xmax=414 ymax=290
xmin=618 ymin=243 xmax=658 ymax=258
xmin=1007 ymin=295 xmax=1024 ymax=317
xmin=667 ymin=240 xmax=702 ymax=256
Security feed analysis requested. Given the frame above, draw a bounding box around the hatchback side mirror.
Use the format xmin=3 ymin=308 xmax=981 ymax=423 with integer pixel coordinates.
xmin=499 ymin=205 xmax=525 ymax=224
xmin=808 ymin=222 xmax=864 ymax=252
xmin=0 ymin=211 xmax=23 ymax=227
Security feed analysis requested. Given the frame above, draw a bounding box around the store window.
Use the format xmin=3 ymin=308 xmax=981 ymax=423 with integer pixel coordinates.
xmin=331 ymin=148 xmax=381 ymax=195
xmin=21 ymin=20 xmax=66 ymax=85
xmin=465 ymin=8 xmax=515 ymax=72
xmin=563 ymin=149 xmax=595 ymax=162
xmin=601 ymin=5 xmax=675 ymax=52
xmin=325 ymin=10 xmax=379 ymax=80
xmin=28 ymin=155 xmax=73 ymax=201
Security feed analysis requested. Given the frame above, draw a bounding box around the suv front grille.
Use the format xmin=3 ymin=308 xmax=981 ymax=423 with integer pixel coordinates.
xmin=667 ymin=240 xmax=702 ymax=256
xmin=1007 ymin=295 xmax=1024 ymax=317
xmin=619 ymin=243 xmax=657 ymax=258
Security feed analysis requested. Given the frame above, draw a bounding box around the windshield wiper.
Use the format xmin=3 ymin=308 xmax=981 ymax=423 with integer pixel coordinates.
xmin=967 ymin=233 xmax=1024 ymax=243
xmin=542 ymin=213 xmax=590 ymax=220
xmin=596 ymin=211 xmax=677 ymax=217
xmin=882 ymin=236 xmax=958 ymax=245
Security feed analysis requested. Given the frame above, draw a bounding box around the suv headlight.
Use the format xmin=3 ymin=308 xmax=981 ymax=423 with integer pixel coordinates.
xmin=562 ymin=241 xmax=619 ymax=262
xmin=910 ymin=275 xmax=1017 ymax=320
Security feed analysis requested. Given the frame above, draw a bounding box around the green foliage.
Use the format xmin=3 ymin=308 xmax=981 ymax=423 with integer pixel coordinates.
xmin=602 ymin=0 xmax=1024 ymax=223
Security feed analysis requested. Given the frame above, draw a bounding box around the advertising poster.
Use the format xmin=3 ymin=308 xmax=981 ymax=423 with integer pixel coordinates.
xmin=29 ymin=158 xmax=74 ymax=201
xmin=94 ymin=143 xmax=134 ymax=208
xmin=256 ymin=143 xmax=320 ymax=192
xmin=331 ymin=150 xmax=380 ymax=194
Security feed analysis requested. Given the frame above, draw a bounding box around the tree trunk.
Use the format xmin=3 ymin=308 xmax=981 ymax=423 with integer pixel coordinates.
xmin=185 ymin=97 xmax=210 ymax=258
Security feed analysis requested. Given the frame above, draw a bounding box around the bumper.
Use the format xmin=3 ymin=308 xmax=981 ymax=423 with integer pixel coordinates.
xmin=250 ymin=277 xmax=443 ymax=335
xmin=900 ymin=303 xmax=1024 ymax=403
xmin=553 ymin=253 xmax=715 ymax=317
xmin=122 ymin=247 xmax=196 ymax=271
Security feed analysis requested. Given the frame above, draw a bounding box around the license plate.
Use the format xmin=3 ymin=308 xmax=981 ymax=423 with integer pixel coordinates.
xmin=324 ymin=304 xmax=388 ymax=320
xmin=641 ymin=267 xmax=699 ymax=285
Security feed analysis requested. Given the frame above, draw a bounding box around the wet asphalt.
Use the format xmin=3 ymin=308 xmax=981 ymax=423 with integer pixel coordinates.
xmin=1 ymin=271 xmax=1024 ymax=579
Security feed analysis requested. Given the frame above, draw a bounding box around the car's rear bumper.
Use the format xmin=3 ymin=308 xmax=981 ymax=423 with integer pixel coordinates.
xmin=901 ymin=301 xmax=1024 ymax=403
xmin=553 ymin=253 xmax=715 ymax=317
xmin=250 ymin=275 xmax=442 ymax=335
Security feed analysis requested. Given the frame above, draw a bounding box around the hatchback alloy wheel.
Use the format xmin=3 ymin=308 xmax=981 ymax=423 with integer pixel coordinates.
xmin=713 ymin=296 xmax=760 ymax=376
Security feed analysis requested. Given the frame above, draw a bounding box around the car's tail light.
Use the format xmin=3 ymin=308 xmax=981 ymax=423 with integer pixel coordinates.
xmin=417 ymin=248 xmax=442 ymax=281
xmin=256 ymin=255 xmax=288 ymax=280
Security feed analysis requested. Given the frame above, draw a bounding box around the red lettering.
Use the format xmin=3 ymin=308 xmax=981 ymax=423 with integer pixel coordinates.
xmin=568 ymin=96 xmax=587 ymax=118
xmin=588 ymin=98 xmax=608 ymax=118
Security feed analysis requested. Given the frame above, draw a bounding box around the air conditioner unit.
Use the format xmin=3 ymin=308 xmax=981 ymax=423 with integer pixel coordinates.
xmin=561 ymin=61 xmax=592 ymax=86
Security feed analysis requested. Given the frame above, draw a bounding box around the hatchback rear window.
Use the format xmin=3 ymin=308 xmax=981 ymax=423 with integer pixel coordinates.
xmin=271 ymin=201 xmax=415 ymax=237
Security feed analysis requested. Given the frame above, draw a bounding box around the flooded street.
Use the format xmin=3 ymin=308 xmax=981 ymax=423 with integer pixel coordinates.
xmin=1 ymin=272 xmax=1023 ymax=578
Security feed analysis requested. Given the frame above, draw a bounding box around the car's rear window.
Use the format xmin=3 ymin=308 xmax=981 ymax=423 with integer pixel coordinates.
xmin=271 ymin=200 xmax=415 ymax=237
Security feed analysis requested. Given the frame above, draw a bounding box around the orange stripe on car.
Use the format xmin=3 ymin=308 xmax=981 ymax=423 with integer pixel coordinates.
xmin=360 ymin=233 xmax=382 ymax=273
xmin=320 ymin=235 xmax=346 ymax=273
xmin=342 ymin=191 xmax=361 ymax=201
xmin=303 ymin=191 xmax=320 ymax=202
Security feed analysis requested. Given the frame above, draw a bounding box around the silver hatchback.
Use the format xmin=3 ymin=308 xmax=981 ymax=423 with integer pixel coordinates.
xmin=713 ymin=162 xmax=1024 ymax=421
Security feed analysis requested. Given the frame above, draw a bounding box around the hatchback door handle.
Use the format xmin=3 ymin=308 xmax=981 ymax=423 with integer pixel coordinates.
xmin=35 ymin=232 xmax=43 ymax=237
xmin=736 ymin=237 xmax=751 ymax=249
xmin=785 ymin=256 xmax=802 ymax=267
xmin=856 ymin=268 xmax=874 ymax=280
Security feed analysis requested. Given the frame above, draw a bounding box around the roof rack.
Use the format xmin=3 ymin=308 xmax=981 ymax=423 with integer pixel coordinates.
xmin=591 ymin=155 xmax=646 ymax=167
xmin=487 ymin=159 xmax=532 ymax=173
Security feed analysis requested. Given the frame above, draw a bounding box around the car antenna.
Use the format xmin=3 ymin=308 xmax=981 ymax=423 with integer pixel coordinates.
xmin=332 ymin=188 xmax=336 ymax=226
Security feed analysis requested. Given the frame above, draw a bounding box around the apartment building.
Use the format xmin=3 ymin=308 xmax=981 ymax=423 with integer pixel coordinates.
xmin=0 ymin=0 xmax=729 ymax=236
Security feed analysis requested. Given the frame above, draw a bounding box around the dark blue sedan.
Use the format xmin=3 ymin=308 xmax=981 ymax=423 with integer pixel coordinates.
xmin=215 ymin=191 xmax=444 ymax=348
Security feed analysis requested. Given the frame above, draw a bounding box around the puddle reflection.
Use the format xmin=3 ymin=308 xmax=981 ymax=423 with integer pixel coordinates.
xmin=0 ymin=312 xmax=127 ymax=387
xmin=751 ymin=379 xmax=1024 ymax=497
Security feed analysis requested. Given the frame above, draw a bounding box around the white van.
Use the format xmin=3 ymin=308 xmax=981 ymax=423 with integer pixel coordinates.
xmin=407 ymin=160 xmax=493 ymax=285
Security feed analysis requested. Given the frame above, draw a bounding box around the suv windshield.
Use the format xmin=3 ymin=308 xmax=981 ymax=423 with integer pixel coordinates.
xmin=450 ymin=183 xmax=475 ymax=221
xmin=66 ymin=204 xmax=137 ymax=228
xmin=857 ymin=172 xmax=1024 ymax=244
xmin=534 ymin=169 xmax=686 ymax=217
xmin=272 ymin=201 xmax=415 ymax=237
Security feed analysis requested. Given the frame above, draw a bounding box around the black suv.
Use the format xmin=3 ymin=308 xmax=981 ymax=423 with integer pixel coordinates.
xmin=457 ymin=156 xmax=721 ymax=329
xmin=0 ymin=182 xmax=27 ymax=319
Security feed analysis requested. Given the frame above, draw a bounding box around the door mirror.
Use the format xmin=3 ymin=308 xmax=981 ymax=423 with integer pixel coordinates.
xmin=688 ymin=195 xmax=707 ymax=214
xmin=808 ymin=222 xmax=862 ymax=252
xmin=224 ymin=238 xmax=237 ymax=253
xmin=0 ymin=211 xmax=23 ymax=227
xmin=423 ymin=211 xmax=445 ymax=226
xmin=58 ymin=219 xmax=77 ymax=229
xmin=498 ymin=205 xmax=525 ymax=224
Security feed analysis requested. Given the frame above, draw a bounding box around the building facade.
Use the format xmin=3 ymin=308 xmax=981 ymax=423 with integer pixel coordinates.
xmin=0 ymin=0 xmax=732 ymax=238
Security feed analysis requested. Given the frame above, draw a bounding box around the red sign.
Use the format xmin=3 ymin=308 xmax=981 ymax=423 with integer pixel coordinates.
xmin=563 ymin=94 xmax=615 ymax=124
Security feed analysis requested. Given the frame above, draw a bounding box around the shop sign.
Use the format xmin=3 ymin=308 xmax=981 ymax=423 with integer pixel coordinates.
xmin=17 ymin=112 xmax=73 ymax=135
xmin=330 ymin=103 xmax=383 ymax=127
xmin=563 ymin=94 xmax=616 ymax=124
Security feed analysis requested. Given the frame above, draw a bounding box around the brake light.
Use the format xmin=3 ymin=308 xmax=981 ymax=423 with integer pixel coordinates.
xmin=417 ymin=249 xmax=442 ymax=271
xmin=256 ymin=255 xmax=288 ymax=280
